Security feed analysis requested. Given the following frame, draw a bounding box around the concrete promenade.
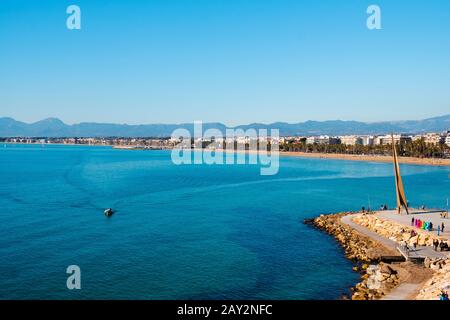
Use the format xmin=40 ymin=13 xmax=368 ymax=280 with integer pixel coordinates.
xmin=341 ymin=215 xmax=398 ymax=252
xmin=341 ymin=212 xmax=449 ymax=300
xmin=377 ymin=209 xmax=450 ymax=240
xmin=342 ymin=212 xmax=449 ymax=260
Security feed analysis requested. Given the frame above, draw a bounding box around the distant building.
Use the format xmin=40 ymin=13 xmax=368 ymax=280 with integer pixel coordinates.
xmin=445 ymin=134 xmax=450 ymax=147
xmin=423 ymin=133 xmax=444 ymax=145
xmin=360 ymin=135 xmax=374 ymax=146
xmin=282 ymin=136 xmax=306 ymax=143
xmin=306 ymin=136 xmax=318 ymax=144
xmin=411 ymin=135 xmax=424 ymax=142
xmin=374 ymin=134 xmax=412 ymax=145
xmin=306 ymin=135 xmax=340 ymax=145
xmin=63 ymin=138 xmax=76 ymax=144
xmin=340 ymin=135 xmax=363 ymax=146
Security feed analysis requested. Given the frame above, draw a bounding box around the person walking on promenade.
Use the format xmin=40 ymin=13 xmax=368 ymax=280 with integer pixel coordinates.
xmin=438 ymin=225 xmax=441 ymax=236
xmin=411 ymin=217 xmax=415 ymax=226
xmin=403 ymin=242 xmax=410 ymax=255
xmin=442 ymin=222 xmax=445 ymax=233
xmin=433 ymin=239 xmax=439 ymax=251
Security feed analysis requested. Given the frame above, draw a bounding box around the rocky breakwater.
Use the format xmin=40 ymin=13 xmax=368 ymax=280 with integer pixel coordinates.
xmin=339 ymin=213 xmax=448 ymax=300
xmin=352 ymin=214 xmax=448 ymax=248
xmin=353 ymin=263 xmax=401 ymax=300
xmin=309 ymin=213 xmax=393 ymax=262
xmin=306 ymin=213 xmax=403 ymax=299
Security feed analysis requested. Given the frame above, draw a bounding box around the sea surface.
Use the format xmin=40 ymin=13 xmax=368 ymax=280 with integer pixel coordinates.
xmin=0 ymin=144 xmax=449 ymax=299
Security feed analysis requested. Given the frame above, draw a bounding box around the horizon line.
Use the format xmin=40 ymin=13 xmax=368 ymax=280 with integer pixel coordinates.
xmin=1 ymin=114 xmax=449 ymax=128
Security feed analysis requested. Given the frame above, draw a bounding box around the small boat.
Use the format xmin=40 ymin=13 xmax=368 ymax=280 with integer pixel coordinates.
xmin=104 ymin=208 xmax=115 ymax=217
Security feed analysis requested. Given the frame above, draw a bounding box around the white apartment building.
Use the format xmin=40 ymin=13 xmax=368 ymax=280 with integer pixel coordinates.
xmin=374 ymin=134 xmax=412 ymax=145
xmin=306 ymin=136 xmax=340 ymax=145
xmin=340 ymin=135 xmax=363 ymax=146
xmin=423 ymin=133 xmax=444 ymax=145
xmin=306 ymin=136 xmax=318 ymax=144
xmin=360 ymin=135 xmax=374 ymax=146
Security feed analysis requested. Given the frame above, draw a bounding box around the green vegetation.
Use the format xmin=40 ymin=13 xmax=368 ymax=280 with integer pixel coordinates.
xmin=281 ymin=138 xmax=450 ymax=159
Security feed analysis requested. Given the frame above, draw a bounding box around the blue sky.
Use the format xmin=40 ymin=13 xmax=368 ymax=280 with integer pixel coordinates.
xmin=0 ymin=0 xmax=449 ymax=125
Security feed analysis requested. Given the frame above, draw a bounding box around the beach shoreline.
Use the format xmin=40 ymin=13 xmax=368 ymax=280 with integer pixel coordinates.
xmin=280 ymin=151 xmax=450 ymax=167
xmin=131 ymin=147 xmax=450 ymax=167
xmin=4 ymin=143 xmax=450 ymax=167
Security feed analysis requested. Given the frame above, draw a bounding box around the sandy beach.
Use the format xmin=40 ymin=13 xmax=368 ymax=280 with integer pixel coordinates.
xmin=203 ymin=149 xmax=450 ymax=167
xmin=279 ymin=152 xmax=450 ymax=167
xmin=5 ymin=143 xmax=450 ymax=167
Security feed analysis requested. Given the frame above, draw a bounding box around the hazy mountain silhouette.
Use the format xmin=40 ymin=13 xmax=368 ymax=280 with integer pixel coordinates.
xmin=0 ymin=115 xmax=449 ymax=137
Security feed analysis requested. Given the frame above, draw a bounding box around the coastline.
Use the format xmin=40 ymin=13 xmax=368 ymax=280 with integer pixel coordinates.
xmin=280 ymin=151 xmax=450 ymax=167
xmin=306 ymin=212 xmax=409 ymax=300
xmin=124 ymin=146 xmax=450 ymax=167
xmin=307 ymin=212 xmax=450 ymax=300
xmin=3 ymin=143 xmax=450 ymax=167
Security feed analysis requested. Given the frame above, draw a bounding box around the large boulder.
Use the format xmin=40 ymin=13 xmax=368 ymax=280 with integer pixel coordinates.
xmin=379 ymin=263 xmax=397 ymax=275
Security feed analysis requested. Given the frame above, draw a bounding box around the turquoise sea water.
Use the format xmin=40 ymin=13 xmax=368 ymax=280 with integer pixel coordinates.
xmin=0 ymin=144 xmax=449 ymax=299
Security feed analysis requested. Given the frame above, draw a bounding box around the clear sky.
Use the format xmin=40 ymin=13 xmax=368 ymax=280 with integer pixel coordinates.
xmin=1 ymin=0 xmax=449 ymax=125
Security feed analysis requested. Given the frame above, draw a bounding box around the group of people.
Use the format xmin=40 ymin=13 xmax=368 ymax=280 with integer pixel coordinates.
xmin=411 ymin=217 xmax=445 ymax=235
xmin=361 ymin=204 xmax=388 ymax=213
xmin=432 ymin=239 xmax=450 ymax=252
xmin=439 ymin=291 xmax=449 ymax=300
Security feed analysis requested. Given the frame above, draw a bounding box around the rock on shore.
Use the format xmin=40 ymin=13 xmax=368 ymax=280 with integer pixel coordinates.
xmin=310 ymin=213 xmax=397 ymax=262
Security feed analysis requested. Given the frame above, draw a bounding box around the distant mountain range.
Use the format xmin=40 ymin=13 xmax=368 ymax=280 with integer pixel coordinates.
xmin=0 ymin=115 xmax=449 ymax=137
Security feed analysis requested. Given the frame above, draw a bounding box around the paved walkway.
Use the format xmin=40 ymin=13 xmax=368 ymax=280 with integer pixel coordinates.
xmin=341 ymin=215 xmax=398 ymax=252
xmin=381 ymin=283 xmax=422 ymax=300
xmin=341 ymin=214 xmax=439 ymax=300
xmin=397 ymin=244 xmax=448 ymax=260
xmin=341 ymin=214 xmax=449 ymax=260
xmin=341 ymin=213 xmax=450 ymax=300
xmin=377 ymin=210 xmax=450 ymax=240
